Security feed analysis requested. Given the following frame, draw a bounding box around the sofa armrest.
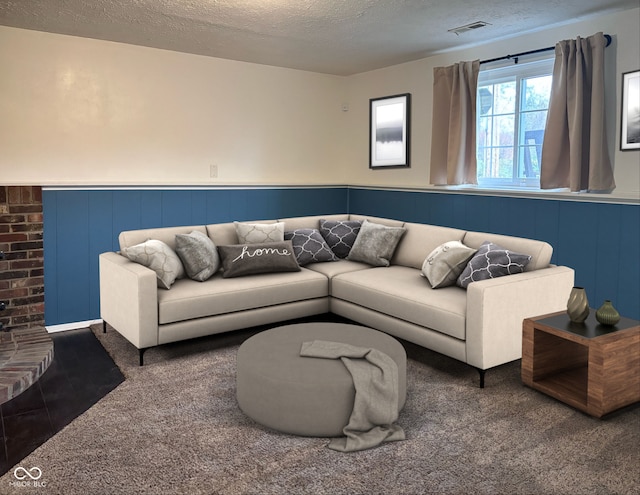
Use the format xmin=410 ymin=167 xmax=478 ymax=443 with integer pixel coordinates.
xmin=99 ymin=252 xmax=159 ymax=350
xmin=465 ymin=265 xmax=575 ymax=370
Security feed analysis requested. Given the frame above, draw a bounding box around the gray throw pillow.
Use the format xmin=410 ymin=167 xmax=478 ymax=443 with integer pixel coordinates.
xmin=319 ymin=219 xmax=362 ymax=259
xmin=175 ymin=231 xmax=220 ymax=281
xmin=122 ymin=239 xmax=185 ymax=289
xmin=218 ymin=241 xmax=300 ymax=278
xmin=456 ymin=241 xmax=532 ymax=289
xmin=284 ymin=229 xmax=339 ymax=266
xmin=347 ymin=220 xmax=406 ymax=267
xmin=422 ymin=241 xmax=477 ymax=289
xmin=234 ymin=222 xmax=285 ymax=244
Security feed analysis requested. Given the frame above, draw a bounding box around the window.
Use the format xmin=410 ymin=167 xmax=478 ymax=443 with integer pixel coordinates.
xmin=476 ymin=58 xmax=554 ymax=188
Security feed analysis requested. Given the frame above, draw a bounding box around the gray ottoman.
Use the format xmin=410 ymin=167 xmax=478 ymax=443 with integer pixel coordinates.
xmin=236 ymin=322 xmax=407 ymax=437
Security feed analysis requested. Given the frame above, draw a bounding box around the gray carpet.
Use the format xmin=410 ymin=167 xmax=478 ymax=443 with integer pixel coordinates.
xmin=2 ymin=322 xmax=638 ymax=495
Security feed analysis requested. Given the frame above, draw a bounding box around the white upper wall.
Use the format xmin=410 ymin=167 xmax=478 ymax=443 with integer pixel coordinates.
xmin=342 ymin=8 xmax=640 ymax=199
xmin=0 ymin=26 xmax=347 ymax=186
xmin=1 ymin=7 xmax=638 ymax=198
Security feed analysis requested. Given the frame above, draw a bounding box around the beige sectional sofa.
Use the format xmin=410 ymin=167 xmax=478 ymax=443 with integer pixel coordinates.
xmin=99 ymin=214 xmax=574 ymax=386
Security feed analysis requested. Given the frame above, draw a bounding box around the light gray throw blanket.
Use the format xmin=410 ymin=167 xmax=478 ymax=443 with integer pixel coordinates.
xmin=300 ymin=340 xmax=405 ymax=452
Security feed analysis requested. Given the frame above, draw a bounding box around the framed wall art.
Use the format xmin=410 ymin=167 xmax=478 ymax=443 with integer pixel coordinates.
xmin=369 ymin=93 xmax=411 ymax=168
xmin=620 ymin=70 xmax=640 ymax=151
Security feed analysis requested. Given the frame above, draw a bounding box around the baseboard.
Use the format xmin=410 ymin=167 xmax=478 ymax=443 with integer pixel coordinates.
xmin=46 ymin=319 xmax=103 ymax=333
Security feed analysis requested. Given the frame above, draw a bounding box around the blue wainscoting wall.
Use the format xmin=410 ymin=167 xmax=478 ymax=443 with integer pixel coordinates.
xmin=43 ymin=186 xmax=639 ymax=326
xmin=349 ymin=188 xmax=639 ymax=320
xmin=43 ymin=187 xmax=349 ymax=326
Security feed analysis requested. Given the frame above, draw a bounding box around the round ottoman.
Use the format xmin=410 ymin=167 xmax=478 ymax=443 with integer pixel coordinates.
xmin=236 ymin=322 xmax=406 ymax=437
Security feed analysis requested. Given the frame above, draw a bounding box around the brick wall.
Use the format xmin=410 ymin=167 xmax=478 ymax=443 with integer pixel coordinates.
xmin=0 ymin=186 xmax=45 ymax=331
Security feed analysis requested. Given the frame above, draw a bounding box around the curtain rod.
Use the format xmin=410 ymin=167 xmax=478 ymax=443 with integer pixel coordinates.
xmin=480 ymin=34 xmax=612 ymax=65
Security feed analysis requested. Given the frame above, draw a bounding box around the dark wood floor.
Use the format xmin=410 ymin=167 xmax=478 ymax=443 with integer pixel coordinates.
xmin=0 ymin=328 xmax=124 ymax=476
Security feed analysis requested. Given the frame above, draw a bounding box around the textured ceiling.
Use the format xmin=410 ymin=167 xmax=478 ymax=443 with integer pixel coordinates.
xmin=0 ymin=0 xmax=637 ymax=75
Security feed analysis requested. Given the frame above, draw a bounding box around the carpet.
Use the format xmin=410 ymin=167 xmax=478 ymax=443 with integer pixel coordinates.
xmin=2 ymin=322 xmax=638 ymax=495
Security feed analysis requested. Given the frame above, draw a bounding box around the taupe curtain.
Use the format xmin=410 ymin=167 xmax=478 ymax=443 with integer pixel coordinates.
xmin=540 ymin=32 xmax=615 ymax=192
xmin=429 ymin=60 xmax=480 ymax=185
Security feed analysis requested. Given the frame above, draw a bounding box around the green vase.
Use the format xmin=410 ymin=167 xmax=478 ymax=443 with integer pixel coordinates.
xmin=567 ymin=287 xmax=589 ymax=323
xmin=596 ymin=300 xmax=620 ymax=326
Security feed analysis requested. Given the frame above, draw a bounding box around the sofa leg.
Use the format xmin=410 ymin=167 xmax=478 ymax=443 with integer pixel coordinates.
xmin=477 ymin=368 xmax=486 ymax=388
xmin=139 ymin=348 xmax=147 ymax=366
xmin=102 ymin=320 xmax=107 ymax=333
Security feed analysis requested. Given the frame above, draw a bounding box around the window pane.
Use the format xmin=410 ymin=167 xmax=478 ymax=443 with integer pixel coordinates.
xmin=495 ymin=147 xmax=514 ymax=178
xmin=520 ymin=109 xmax=548 ymax=133
xmin=521 ymin=75 xmax=552 ymax=111
xmin=493 ymin=81 xmax=516 ymax=114
xmin=493 ymin=115 xmax=515 ymax=147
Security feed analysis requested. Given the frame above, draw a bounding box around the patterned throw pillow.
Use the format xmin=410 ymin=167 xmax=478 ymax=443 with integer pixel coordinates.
xmin=175 ymin=231 xmax=220 ymax=281
xmin=122 ymin=239 xmax=185 ymax=289
xmin=234 ymin=222 xmax=285 ymax=244
xmin=284 ymin=229 xmax=339 ymax=266
xmin=217 ymin=241 xmax=300 ymax=278
xmin=347 ymin=220 xmax=406 ymax=267
xmin=421 ymin=241 xmax=477 ymax=289
xmin=456 ymin=241 xmax=532 ymax=289
xmin=319 ymin=219 xmax=363 ymax=259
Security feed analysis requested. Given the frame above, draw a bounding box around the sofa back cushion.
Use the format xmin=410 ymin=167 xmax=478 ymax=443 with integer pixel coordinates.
xmin=348 ymin=214 xmax=404 ymax=228
xmin=205 ymin=222 xmax=242 ymax=246
xmin=392 ymin=223 xmax=467 ymax=270
xmin=119 ymin=225 xmax=207 ymax=251
xmin=462 ymin=231 xmax=552 ymax=271
xmin=278 ymin=214 xmax=349 ymax=232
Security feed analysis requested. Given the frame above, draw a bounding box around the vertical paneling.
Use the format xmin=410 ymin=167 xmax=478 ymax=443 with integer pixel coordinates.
xmin=348 ymin=188 xmax=639 ymax=320
xmin=42 ymin=192 xmax=58 ymax=326
xmin=41 ymin=187 xmax=638 ymax=325
xmin=615 ymin=205 xmax=640 ymax=317
xmin=42 ymin=187 xmax=349 ymax=326
xmin=53 ymin=190 xmax=91 ymax=324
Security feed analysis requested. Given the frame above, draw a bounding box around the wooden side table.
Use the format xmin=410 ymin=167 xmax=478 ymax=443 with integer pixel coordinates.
xmin=522 ymin=311 xmax=640 ymax=418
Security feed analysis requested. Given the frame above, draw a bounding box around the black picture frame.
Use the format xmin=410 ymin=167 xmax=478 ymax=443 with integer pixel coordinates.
xmin=369 ymin=93 xmax=411 ymax=168
xmin=620 ymin=70 xmax=640 ymax=151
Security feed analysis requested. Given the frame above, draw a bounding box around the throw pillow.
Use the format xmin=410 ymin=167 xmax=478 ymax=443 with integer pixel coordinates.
xmin=319 ymin=219 xmax=362 ymax=259
xmin=122 ymin=239 xmax=185 ymax=289
xmin=234 ymin=222 xmax=285 ymax=244
xmin=347 ymin=220 xmax=406 ymax=267
xmin=218 ymin=241 xmax=300 ymax=278
xmin=456 ymin=241 xmax=532 ymax=289
xmin=421 ymin=241 xmax=477 ymax=289
xmin=175 ymin=231 xmax=220 ymax=281
xmin=284 ymin=229 xmax=339 ymax=266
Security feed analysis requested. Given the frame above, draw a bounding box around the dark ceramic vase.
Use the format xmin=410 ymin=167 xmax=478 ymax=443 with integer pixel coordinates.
xmin=567 ymin=287 xmax=589 ymax=323
xmin=596 ymin=300 xmax=620 ymax=326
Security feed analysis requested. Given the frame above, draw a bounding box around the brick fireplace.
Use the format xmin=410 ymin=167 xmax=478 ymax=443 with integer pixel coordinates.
xmin=0 ymin=186 xmax=45 ymax=331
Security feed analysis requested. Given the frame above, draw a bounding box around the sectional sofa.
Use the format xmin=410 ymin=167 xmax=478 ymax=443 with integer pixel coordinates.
xmin=99 ymin=214 xmax=574 ymax=386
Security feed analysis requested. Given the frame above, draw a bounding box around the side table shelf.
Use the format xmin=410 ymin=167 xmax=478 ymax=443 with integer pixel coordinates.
xmin=522 ymin=311 xmax=640 ymax=418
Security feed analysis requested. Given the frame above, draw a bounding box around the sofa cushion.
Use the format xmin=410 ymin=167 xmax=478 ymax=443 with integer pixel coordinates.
xmin=119 ymin=225 xmax=207 ymax=251
xmin=175 ymin=231 xmax=220 ymax=282
xmin=462 ymin=231 xmax=551 ymax=271
xmin=218 ymin=241 xmax=300 ymax=278
xmin=392 ymin=223 xmax=467 ymax=269
xmin=284 ymin=229 xmax=338 ymax=266
xmin=421 ymin=241 xmax=477 ymax=288
xmin=319 ymin=219 xmax=363 ymax=259
xmin=332 ymin=266 xmax=467 ymax=340
xmin=278 ymin=214 xmax=348 ymax=232
xmin=304 ymin=259 xmax=371 ymax=279
xmin=234 ymin=221 xmax=285 ymax=244
xmin=456 ymin=241 xmax=532 ymax=288
xmin=347 ymin=220 xmax=406 ymax=267
xmin=121 ymin=239 xmax=185 ymax=289
xmin=158 ymin=269 xmax=328 ymax=324
xmin=348 ymin=215 xmax=405 ymax=228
